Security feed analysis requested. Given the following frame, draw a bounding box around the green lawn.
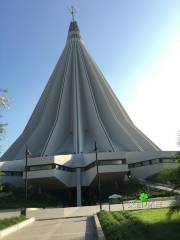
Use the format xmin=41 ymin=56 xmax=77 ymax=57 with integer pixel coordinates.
xmin=0 ymin=216 xmax=26 ymax=230
xmin=98 ymin=208 xmax=180 ymax=240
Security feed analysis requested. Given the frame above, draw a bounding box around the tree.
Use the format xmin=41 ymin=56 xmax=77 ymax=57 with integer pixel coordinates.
xmin=167 ymin=154 xmax=180 ymax=218
xmin=0 ymin=88 xmax=9 ymax=151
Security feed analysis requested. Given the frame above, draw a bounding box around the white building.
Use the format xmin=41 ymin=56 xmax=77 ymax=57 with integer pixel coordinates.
xmin=0 ymin=20 xmax=178 ymax=206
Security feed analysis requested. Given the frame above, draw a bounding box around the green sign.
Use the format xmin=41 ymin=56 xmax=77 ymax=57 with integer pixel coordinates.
xmin=139 ymin=192 xmax=149 ymax=202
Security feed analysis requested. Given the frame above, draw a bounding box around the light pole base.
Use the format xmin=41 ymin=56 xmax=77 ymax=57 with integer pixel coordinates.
xmin=20 ymin=208 xmax=26 ymax=217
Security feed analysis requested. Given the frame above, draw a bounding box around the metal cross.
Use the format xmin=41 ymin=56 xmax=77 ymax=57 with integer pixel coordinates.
xmin=69 ymin=6 xmax=77 ymax=21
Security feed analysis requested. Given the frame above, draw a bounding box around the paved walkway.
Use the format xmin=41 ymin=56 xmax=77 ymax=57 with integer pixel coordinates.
xmin=4 ymin=214 xmax=97 ymax=240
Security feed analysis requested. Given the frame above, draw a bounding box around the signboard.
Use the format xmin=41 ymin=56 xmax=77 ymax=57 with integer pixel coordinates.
xmin=108 ymin=194 xmax=124 ymax=211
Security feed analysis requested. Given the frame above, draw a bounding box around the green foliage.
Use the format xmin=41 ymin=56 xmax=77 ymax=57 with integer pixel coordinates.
xmin=0 ymin=216 xmax=26 ymax=230
xmin=98 ymin=209 xmax=180 ymax=240
xmin=167 ymin=200 xmax=180 ymax=219
xmin=98 ymin=210 xmax=148 ymax=240
xmin=147 ymin=166 xmax=180 ymax=187
xmin=0 ymin=184 xmax=61 ymax=209
xmin=0 ymin=184 xmax=4 ymax=192
xmin=118 ymin=178 xmax=176 ymax=201
xmin=158 ymin=168 xmax=176 ymax=183
xmin=0 ymin=171 xmax=6 ymax=176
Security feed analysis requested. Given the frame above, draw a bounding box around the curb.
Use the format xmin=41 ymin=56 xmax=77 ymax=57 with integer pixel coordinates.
xmin=0 ymin=217 xmax=35 ymax=239
xmin=94 ymin=214 xmax=106 ymax=240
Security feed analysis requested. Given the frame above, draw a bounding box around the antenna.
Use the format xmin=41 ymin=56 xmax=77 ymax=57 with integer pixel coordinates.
xmin=68 ymin=6 xmax=77 ymax=21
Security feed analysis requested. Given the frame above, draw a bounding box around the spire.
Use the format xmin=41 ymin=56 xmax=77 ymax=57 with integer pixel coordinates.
xmin=68 ymin=6 xmax=80 ymax=33
xmin=67 ymin=7 xmax=81 ymax=42
xmin=68 ymin=6 xmax=77 ymax=22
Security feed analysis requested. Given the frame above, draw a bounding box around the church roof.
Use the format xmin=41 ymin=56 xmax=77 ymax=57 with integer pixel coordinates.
xmin=1 ymin=20 xmax=160 ymax=161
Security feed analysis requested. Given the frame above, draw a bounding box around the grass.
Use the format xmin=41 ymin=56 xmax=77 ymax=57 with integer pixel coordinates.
xmin=131 ymin=208 xmax=179 ymax=223
xmin=0 ymin=216 xmax=26 ymax=230
xmin=98 ymin=208 xmax=180 ymax=240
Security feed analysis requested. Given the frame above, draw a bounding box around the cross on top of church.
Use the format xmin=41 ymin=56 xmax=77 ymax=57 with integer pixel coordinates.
xmin=69 ymin=6 xmax=77 ymax=21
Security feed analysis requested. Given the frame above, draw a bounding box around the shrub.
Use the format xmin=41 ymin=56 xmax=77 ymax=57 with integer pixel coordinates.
xmin=147 ymin=166 xmax=180 ymax=187
xmin=98 ymin=210 xmax=148 ymax=240
xmin=0 ymin=216 xmax=26 ymax=230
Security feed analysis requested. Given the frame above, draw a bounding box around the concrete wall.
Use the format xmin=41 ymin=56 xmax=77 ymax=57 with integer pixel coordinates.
xmin=0 ymin=160 xmax=24 ymax=187
xmin=0 ymin=151 xmax=178 ymax=188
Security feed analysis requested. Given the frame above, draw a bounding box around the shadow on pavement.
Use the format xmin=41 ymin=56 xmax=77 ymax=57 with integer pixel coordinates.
xmin=85 ymin=216 xmax=98 ymax=240
xmin=36 ymin=215 xmax=91 ymax=221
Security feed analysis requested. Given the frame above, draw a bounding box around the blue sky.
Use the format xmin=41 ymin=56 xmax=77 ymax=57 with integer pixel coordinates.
xmin=1 ymin=0 xmax=180 ymax=155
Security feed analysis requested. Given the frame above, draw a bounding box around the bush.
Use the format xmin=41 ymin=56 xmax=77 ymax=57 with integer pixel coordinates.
xmin=0 ymin=184 xmax=61 ymax=209
xmin=98 ymin=210 xmax=148 ymax=240
xmin=0 ymin=216 xmax=26 ymax=230
xmin=98 ymin=209 xmax=180 ymax=240
xmin=119 ymin=178 xmax=176 ymax=201
xmin=147 ymin=166 xmax=180 ymax=187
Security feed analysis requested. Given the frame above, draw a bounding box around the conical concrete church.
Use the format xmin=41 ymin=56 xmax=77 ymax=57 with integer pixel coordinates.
xmin=1 ymin=20 xmax=160 ymax=160
xmin=0 ymin=19 xmax=176 ymax=206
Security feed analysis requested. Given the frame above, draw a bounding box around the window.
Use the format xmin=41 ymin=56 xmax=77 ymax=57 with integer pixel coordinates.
xmin=0 ymin=171 xmax=22 ymax=177
xmin=134 ymin=162 xmax=142 ymax=168
xmin=12 ymin=172 xmax=23 ymax=176
xmin=56 ymin=164 xmax=75 ymax=172
xmin=99 ymin=159 xmax=124 ymax=165
xmin=151 ymin=159 xmax=160 ymax=164
xmin=162 ymin=158 xmax=178 ymax=163
xmin=142 ymin=161 xmax=150 ymax=166
xmin=29 ymin=164 xmax=55 ymax=171
xmin=128 ymin=164 xmax=134 ymax=169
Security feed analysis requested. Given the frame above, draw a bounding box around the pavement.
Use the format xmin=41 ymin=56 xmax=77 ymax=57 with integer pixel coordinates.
xmin=0 ymin=207 xmax=99 ymax=240
xmin=3 ymin=215 xmax=97 ymax=240
xmin=0 ymin=196 xmax=179 ymax=239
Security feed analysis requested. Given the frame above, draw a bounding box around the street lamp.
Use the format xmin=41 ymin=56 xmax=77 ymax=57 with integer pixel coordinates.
xmin=21 ymin=144 xmax=31 ymax=216
xmin=127 ymin=171 xmax=131 ymax=179
xmin=95 ymin=142 xmax=102 ymax=210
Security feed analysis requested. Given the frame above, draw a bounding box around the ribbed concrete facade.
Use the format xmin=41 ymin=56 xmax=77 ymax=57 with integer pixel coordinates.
xmin=1 ymin=21 xmax=160 ymax=162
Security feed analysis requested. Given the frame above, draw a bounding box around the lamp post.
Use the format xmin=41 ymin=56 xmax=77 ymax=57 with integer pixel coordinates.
xmin=95 ymin=142 xmax=102 ymax=210
xmin=127 ymin=171 xmax=131 ymax=179
xmin=21 ymin=145 xmax=30 ymax=216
